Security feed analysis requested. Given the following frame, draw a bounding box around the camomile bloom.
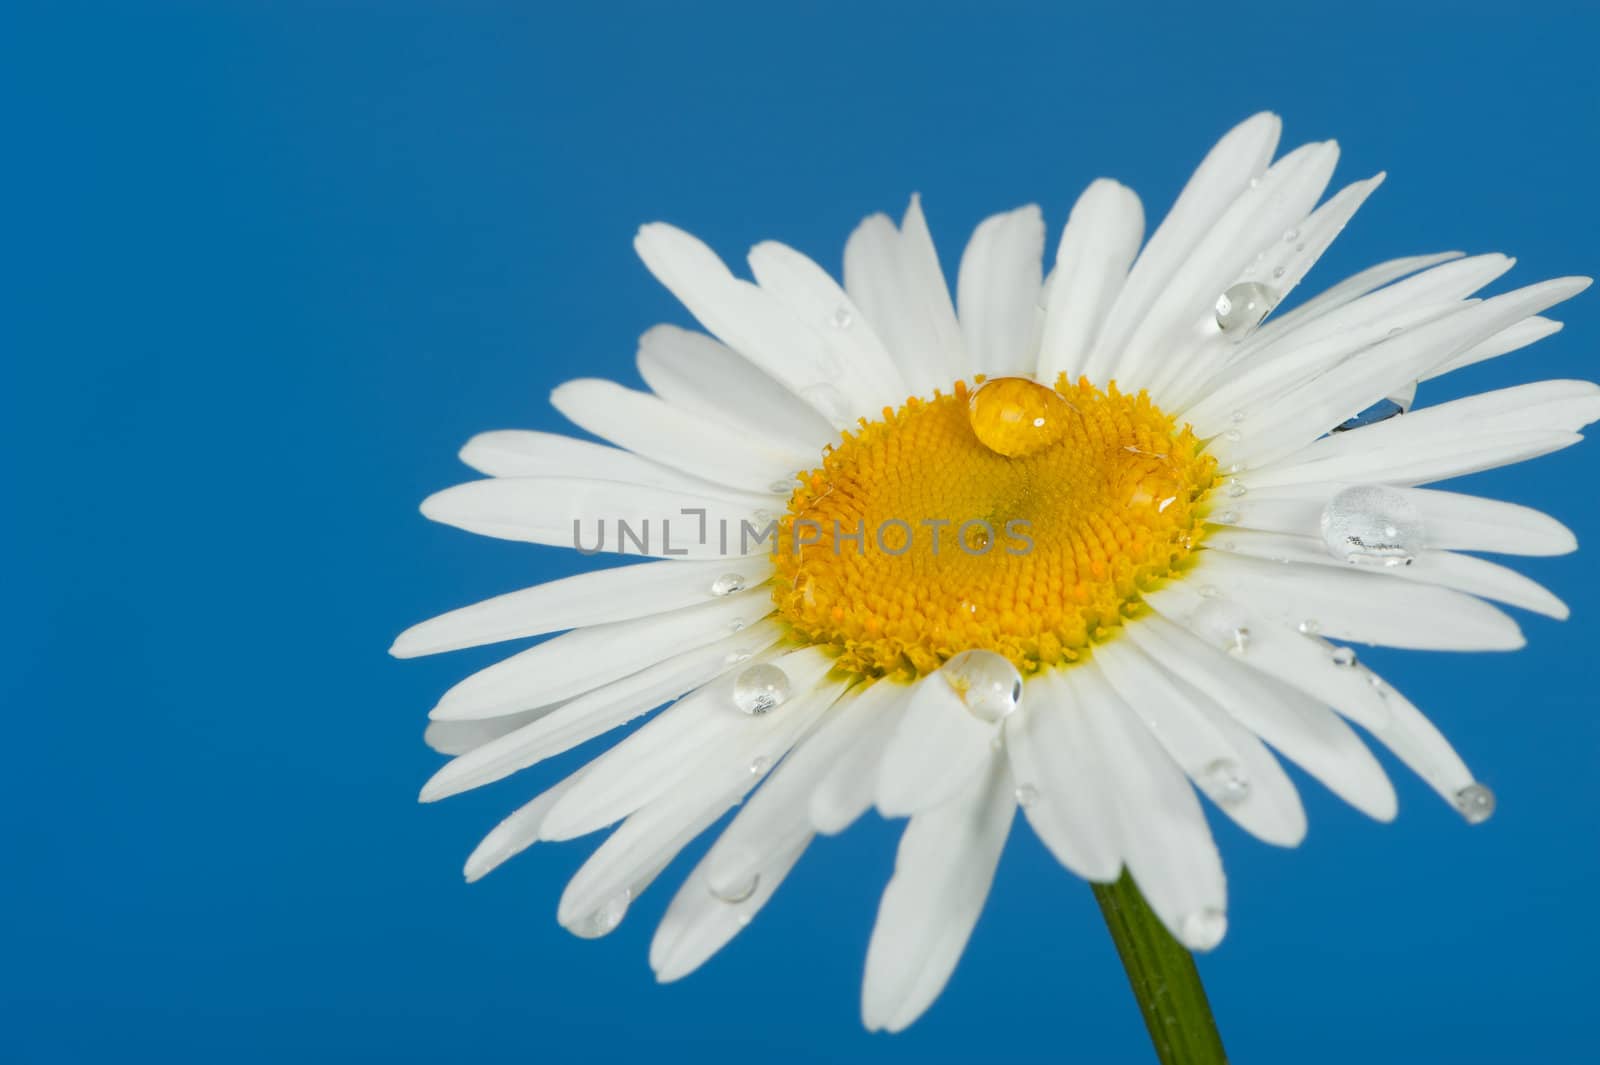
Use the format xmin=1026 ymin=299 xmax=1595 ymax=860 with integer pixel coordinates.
xmin=396 ymin=112 xmax=1594 ymax=1033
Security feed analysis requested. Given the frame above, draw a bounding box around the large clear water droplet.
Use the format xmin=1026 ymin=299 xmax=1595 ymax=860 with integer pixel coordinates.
xmin=1199 ymin=759 xmax=1252 ymax=805
xmin=1180 ymin=907 xmax=1228 ymax=951
xmin=967 ymin=377 xmax=1074 ymax=458
xmin=942 ymin=650 xmax=1023 ymax=724
xmin=1320 ymin=485 xmax=1426 ymax=567
xmin=1214 ymin=282 xmax=1279 ymax=338
xmin=1454 ymin=782 xmax=1496 ymax=825
xmin=710 ymin=572 xmax=747 ymax=597
xmin=732 ymin=663 xmax=790 ymax=715
xmin=569 ymin=891 xmax=630 ymax=939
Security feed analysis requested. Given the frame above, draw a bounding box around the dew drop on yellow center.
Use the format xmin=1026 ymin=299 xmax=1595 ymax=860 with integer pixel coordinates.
xmin=771 ymin=376 xmax=1217 ymax=679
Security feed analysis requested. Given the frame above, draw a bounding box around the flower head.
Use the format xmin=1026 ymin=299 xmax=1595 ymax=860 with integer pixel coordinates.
xmin=395 ymin=112 xmax=1594 ymax=1032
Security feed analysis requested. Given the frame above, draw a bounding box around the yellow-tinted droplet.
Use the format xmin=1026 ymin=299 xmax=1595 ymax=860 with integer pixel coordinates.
xmin=967 ymin=377 xmax=1073 ymax=458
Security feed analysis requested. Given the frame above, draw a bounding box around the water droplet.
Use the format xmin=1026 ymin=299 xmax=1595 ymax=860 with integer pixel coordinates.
xmin=1214 ymin=282 xmax=1279 ymax=338
xmin=1225 ymin=479 xmax=1247 ymax=498
xmin=1454 ymin=782 xmax=1496 ymax=825
xmin=1230 ymin=410 xmax=1246 ymax=424
xmin=1180 ymin=907 xmax=1228 ymax=951
xmin=1330 ymin=646 xmax=1358 ymax=667
xmin=748 ymin=755 xmax=771 ymax=775
xmin=1200 ymin=759 xmax=1252 ymax=805
xmin=768 ymin=477 xmax=794 ymax=494
xmin=711 ymin=873 xmax=759 ymax=903
xmin=1014 ymin=784 xmax=1039 ymax=807
xmin=1283 ymin=227 xmax=1300 ymax=243
xmin=732 ymin=663 xmax=791 ymax=715
xmin=1247 ymin=176 xmax=1261 ymax=190
xmin=1199 ymin=584 xmax=1222 ymax=599
xmin=1333 ymin=397 xmax=1406 ymax=433
xmin=569 ymin=892 xmax=630 ymax=939
xmin=942 ymin=649 xmax=1023 ymax=724
xmin=1271 ymin=265 xmax=1286 ymax=280
xmin=1223 ymin=428 xmax=1242 ymax=442
xmin=1189 ymin=601 xmax=1252 ymax=656
xmin=710 ymin=573 xmax=747 ymax=597
xmin=1215 ymin=509 xmax=1239 ymax=524
xmin=1320 ymin=485 xmax=1426 ymax=567
xmin=1297 ymin=619 xmax=1321 ymax=636
xmin=968 ymin=377 xmax=1074 ymax=458
xmin=1227 ymin=627 xmax=1250 ymax=654
xmin=830 ymin=305 xmax=854 ymax=329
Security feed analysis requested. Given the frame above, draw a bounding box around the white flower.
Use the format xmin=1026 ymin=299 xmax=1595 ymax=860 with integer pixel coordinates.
xmin=394 ymin=112 xmax=1595 ymax=1033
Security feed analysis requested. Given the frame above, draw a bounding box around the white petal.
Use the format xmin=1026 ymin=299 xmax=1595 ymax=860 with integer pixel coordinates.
xmin=844 ymin=197 xmax=966 ymax=395
xmin=1423 ymin=316 xmax=1563 ymax=380
xmin=1035 ymin=179 xmax=1144 ymax=386
xmin=1090 ymin=112 xmax=1281 ymax=382
xmin=635 ymin=324 xmax=835 ymax=451
xmin=419 ymin=624 xmax=782 ymax=801
xmin=462 ymin=767 xmax=585 ymax=883
xmin=876 ymin=670 xmax=1000 ymax=817
xmin=861 ymin=758 xmax=1014 ymax=1033
xmin=428 ymin=591 xmax=775 ymax=721
xmin=809 ymin=680 xmax=911 ymax=834
xmin=424 ymin=707 xmax=553 ymax=756
xmin=702 ymin=680 xmax=856 ymax=896
xmin=1181 ymin=551 xmax=1524 ymax=651
xmin=392 ymin=556 xmax=773 ymax=658
xmin=747 ymin=240 xmax=910 ymax=410
xmin=539 ymin=647 xmax=838 ymax=841
xmin=634 ymin=223 xmax=880 ymax=427
xmin=1003 ymin=669 xmax=1121 ymax=880
xmin=459 ymin=429 xmax=734 ymax=492
xmin=651 ymin=833 xmax=810 ymax=983
xmin=956 ymin=205 xmax=1045 ymax=377
xmin=1124 ymin=615 xmax=1396 ymax=821
xmin=550 ymin=378 xmax=810 ymax=494
xmin=1096 ymin=639 xmax=1306 ymax=846
xmin=1211 ymin=483 xmax=1577 ymax=556
xmin=420 ymin=476 xmax=771 ymax=559
xmin=1100 ymin=138 xmax=1339 ymax=392
xmin=1217 ymin=279 xmax=1592 ymax=469
xmin=1067 ymin=662 xmax=1227 ymax=951
xmin=1360 ymin=676 xmax=1477 ymax=809
xmin=1239 ymin=429 xmax=1582 ymax=490
xmin=1205 ymin=528 xmax=1568 ymax=619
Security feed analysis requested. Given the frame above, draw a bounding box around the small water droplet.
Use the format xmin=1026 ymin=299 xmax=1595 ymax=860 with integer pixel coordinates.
xmin=1271 ymin=265 xmax=1286 ymax=280
xmin=1216 ymin=509 xmax=1240 ymax=524
xmin=732 ymin=663 xmax=791 ymax=715
xmin=1014 ymin=784 xmax=1039 ymax=807
xmin=1227 ymin=627 xmax=1250 ymax=654
xmin=710 ymin=573 xmax=747 ymax=597
xmin=1320 ymin=485 xmax=1426 ymax=567
xmin=748 ymin=755 xmax=771 ymax=776
xmin=569 ymin=892 xmax=630 ymax=939
xmin=942 ymin=649 xmax=1023 ymax=724
xmin=1199 ymin=584 xmax=1222 ymax=598
xmin=1297 ymin=619 xmax=1321 ymax=636
xmin=1214 ymin=282 xmax=1279 ymax=338
xmin=1333 ymin=397 xmax=1406 ymax=433
xmin=1247 ymin=176 xmax=1261 ymax=190
xmin=968 ymin=377 xmax=1074 ymax=458
xmin=1225 ymin=479 xmax=1247 ymax=498
xmin=1454 ymin=782 xmax=1496 ymax=825
xmin=830 ymin=305 xmax=854 ymax=329
xmin=1330 ymin=646 xmax=1358 ymax=667
xmin=1223 ymin=428 xmax=1242 ymax=442
xmin=711 ymin=873 xmax=759 ymax=903
xmin=1230 ymin=410 xmax=1246 ymax=423
xmin=768 ymin=477 xmax=794 ymax=494
xmin=1200 ymin=759 xmax=1252 ymax=805
xmin=1180 ymin=907 xmax=1228 ymax=951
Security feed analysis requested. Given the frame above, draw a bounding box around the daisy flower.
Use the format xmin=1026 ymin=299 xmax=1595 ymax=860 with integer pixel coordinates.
xmin=395 ymin=112 xmax=1594 ymax=1036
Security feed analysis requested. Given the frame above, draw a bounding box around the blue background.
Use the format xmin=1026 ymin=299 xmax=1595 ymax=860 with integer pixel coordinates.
xmin=4 ymin=3 xmax=1597 ymax=1062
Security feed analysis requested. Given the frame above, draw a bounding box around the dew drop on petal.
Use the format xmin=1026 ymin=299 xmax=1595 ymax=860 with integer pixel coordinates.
xmin=968 ymin=377 xmax=1074 ymax=458
xmin=1014 ymin=784 xmax=1039 ymax=807
xmin=1214 ymin=282 xmax=1279 ymax=338
xmin=1320 ymin=485 xmax=1426 ymax=567
xmin=732 ymin=663 xmax=790 ymax=715
xmin=830 ymin=305 xmax=854 ymax=329
xmin=748 ymin=755 xmax=771 ymax=776
xmin=768 ymin=477 xmax=795 ymax=495
xmin=710 ymin=572 xmax=747 ymax=597
xmin=711 ymin=874 xmax=760 ymax=904
xmin=1200 ymin=759 xmax=1252 ymax=805
xmin=942 ymin=649 xmax=1023 ymax=724
xmin=1297 ymin=619 xmax=1321 ymax=636
xmin=1330 ymin=646 xmax=1358 ymax=667
xmin=1180 ymin=907 xmax=1228 ymax=951
xmin=569 ymin=892 xmax=630 ymax=939
xmin=1190 ymin=601 xmax=1251 ymax=656
xmin=1225 ymin=479 xmax=1247 ymax=498
xmin=1454 ymin=782 xmax=1497 ymax=825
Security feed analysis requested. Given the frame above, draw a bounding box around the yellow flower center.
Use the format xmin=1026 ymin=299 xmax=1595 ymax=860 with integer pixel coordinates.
xmin=771 ymin=376 xmax=1217 ymax=679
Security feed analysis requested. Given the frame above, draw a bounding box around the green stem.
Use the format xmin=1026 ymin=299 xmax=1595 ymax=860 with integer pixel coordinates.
xmin=1092 ymin=873 xmax=1228 ymax=1065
